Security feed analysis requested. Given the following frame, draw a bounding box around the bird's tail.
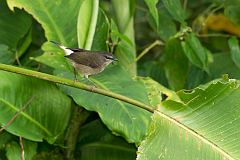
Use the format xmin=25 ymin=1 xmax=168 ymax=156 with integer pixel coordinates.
xmin=50 ymin=40 xmax=61 ymax=46
xmin=50 ymin=40 xmax=73 ymax=56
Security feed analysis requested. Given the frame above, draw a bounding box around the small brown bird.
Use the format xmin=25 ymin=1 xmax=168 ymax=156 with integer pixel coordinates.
xmin=51 ymin=41 xmax=117 ymax=79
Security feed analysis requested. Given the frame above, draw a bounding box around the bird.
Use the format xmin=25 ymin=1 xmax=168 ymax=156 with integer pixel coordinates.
xmin=50 ymin=41 xmax=118 ymax=79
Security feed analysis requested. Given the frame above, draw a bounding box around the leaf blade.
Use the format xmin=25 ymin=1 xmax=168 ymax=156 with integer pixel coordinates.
xmin=162 ymin=0 xmax=187 ymax=23
xmin=0 ymin=71 xmax=71 ymax=142
xmin=144 ymin=0 xmax=159 ymax=29
xmin=181 ymin=33 xmax=209 ymax=72
xmin=138 ymin=79 xmax=240 ymax=159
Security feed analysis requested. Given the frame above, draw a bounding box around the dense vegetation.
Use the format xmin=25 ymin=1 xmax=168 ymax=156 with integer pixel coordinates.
xmin=1 ymin=0 xmax=240 ymax=159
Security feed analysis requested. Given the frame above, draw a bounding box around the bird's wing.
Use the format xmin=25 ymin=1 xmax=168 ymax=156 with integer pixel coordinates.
xmin=66 ymin=48 xmax=89 ymax=52
xmin=65 ymin=52 xmax=101 ymax=68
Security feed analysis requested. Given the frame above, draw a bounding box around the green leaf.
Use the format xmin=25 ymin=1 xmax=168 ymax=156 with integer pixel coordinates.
xmin=55 ymin=65 xmax=152 ymax=143
xmin=144 ymin=0 xmax=159 ymax=29
xmin=181 ymin=33 xmax=209 ymax=72
xmin=33 ymin=43 xmax=72 ymax=72
xmin=162 ymin=0 xmax=187 ymax=23
xmin=78 ymin=0 xmax=99 ymax=49
xmin=185 ymin=65 xmax=209 ymax=89
xmin=138 ymin=79 xmax=240 ymax=159
xmin=16 ymin=27 xmax=32 ymax=59
xmin=7 ymin=0 xmax=82 ymax=47
xmin=115 ymin=40 xmax=136 ymax=75
xmin=112 ymin=30 xmax=134 ymax=47
xmin=0 ymin=132 xmax=14 ymax=149
xmin=111 ymin=16 xmax=136 ymax=75
xmin=111 ymin=0 xmax=135 ymax=35
xmin=157 ymin=9 xmax=177 ymax=41
xmin=0 ymin=0 xmax=32 ymax=64
xmin=0 ymin=71 xmax=71 ymax=142
xmin=94 ymin=17 xmax=136 ymax=75
xmin=91 ymin=9 xmax=109 ymax=51
xmin=135 ymin=77 xmax=162 ymax=107
xmin=0 ymin=44 xmax=15 ymax=64
xmin=163 ymin=38 xmax=188 ymax=90
xmin=76 ymin=120 xmax=136 ymax=160
xmin=1 ymin=0 xmax=32 ymax=48
xmin=228 ymin=36 xmax=240 ymax=69
xmin=138 ymin=61 xmax=168 ymax=87
xmin=136 ymin=77 xmax=181 ymax=106
xmin=224 ymin=4 xmax=240 ymax=25
xmin=112 ymin=0 xmax=136 ymax=75
xmin=6 ymin=140 xmax=37 ymax=160
xmin=209 ymin=53 xmax=240 ymax=79
xmin=186 ymin=52 xmax=240 ymax=89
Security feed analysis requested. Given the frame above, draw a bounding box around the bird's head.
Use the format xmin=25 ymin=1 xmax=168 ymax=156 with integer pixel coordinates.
xmin=101 ymin=52 xmax=118 ymax=65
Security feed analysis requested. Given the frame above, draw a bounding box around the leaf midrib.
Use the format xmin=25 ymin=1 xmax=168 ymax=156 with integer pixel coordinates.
xmin=157 ymin=84 xmax=234 ymax=160
xmin=157 ymin=109 xmax=234 ymax=159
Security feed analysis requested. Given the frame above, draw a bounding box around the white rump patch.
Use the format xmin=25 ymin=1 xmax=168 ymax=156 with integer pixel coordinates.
xmin=59 ymin=45 xmax=73 ymax=56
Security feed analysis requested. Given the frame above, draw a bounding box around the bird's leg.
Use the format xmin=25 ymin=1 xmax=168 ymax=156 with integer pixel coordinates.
xmin=84 ymin=75 xmax=97 ymax=88
xmin=83 ymin=75 xmax=88 ymax=79
xmin=73 ymin=68 xmax=78 ymax=82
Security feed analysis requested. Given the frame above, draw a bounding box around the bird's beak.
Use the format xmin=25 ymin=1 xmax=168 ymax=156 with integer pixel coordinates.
xmin=111 ymin=55 xmax=118 ymax=61
xmin=111 ymin=57 xmax=118 ymax=65
xmin=113 ymin=57 xmax=118 ymax=61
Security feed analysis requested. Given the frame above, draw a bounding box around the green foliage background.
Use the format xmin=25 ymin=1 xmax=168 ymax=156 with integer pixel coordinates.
xmin=1 ymin=0 xmax=240 ymax=159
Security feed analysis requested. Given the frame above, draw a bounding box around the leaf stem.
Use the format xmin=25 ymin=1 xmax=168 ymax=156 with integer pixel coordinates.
xmin=0 ymin=64 xmax=154 ymax=113
xmin=135 ymin=40 xmax=163 ymax=62
xmin=196 ymin=33 xmax=231 ymax=38
xmin=64 ymin=106 xmax=90 ymax=160
xmin=19 ymin=136 xmax=25 ymax=160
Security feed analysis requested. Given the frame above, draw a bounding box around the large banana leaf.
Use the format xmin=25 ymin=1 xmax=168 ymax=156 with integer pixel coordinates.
xmin=137 ymin=78 xmax=240 ymax=159
xmin=0 ymin=71 xmax=71 ymax=142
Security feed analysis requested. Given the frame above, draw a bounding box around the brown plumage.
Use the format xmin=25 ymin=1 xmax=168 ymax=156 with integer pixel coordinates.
xmin=50 ymin=41 xmax=117 ymax=78
xmin=66 ymin=50 xmax=116 ymax=78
